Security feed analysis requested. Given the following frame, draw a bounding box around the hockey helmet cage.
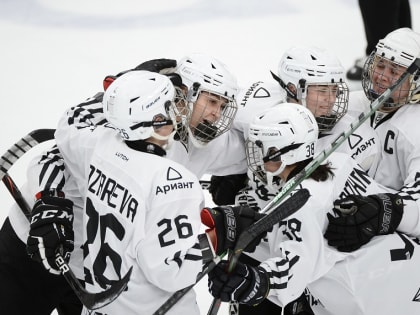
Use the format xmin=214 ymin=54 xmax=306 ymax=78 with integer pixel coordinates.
xmin=174 ymin=53 xmax=239 ymax=147
xmin=276 ymin=46 xmax=349 ymax=132
xmin=362 ymin=27 xmax=420 ymax=108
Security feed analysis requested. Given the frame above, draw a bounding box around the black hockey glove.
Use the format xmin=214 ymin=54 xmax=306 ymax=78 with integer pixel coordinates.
xmin=208 ymin=260 xmax=269 ymax=306
xmin=133 ymin=58 xmax=177 ymax=73
xmin=133 ymin=58 xmax=183 ymax=88
xmin=284 ymin=292 xmax=315 ymax=315
xmin=209 ymin=173 xmax=248 ymax=205
xmin=103 ymin=58 xmax=178 ymax=91
xmin=324 ymin=193 xmax=404 ymax=252
xmin=201 ymin=205 xmax=265 ymax=255
xmin=27 ymin=195 xmax=74 ymax=275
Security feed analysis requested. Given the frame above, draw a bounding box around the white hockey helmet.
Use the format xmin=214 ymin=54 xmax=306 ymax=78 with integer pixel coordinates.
xmin=246 ymin=103 xmax=318 ymax=188
xmin=276 ymin=46 xmax=349 ymax=132
xmin=175 ymin=53 xmax=239 ymax=147
xmin=362 ymin=28 xmax=420 ymax=108
xmin=103 ymin=71 xmax=176 ymax=141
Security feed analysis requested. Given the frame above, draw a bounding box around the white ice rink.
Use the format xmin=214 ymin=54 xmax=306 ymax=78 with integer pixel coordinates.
xmin=1 ymin=0 xmax=420 ymax=314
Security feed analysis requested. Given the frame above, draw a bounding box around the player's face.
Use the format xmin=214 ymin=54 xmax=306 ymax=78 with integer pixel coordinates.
xmin=305 ymin=85 xmax=337 ymax=117
xmin=189 ymin=91 xmax=228 ymax=128
xmin=370 ymin=56 xmax=411 ymax=103
xmin=264 ymin=160 xmax=281 ymax=173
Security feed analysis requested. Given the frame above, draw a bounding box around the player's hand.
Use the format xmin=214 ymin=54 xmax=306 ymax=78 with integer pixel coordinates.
xmin=27 ymin=195 xmax=74 ymax=275
xmin=324 ymin=193 xmax=404 ymax=252
xmin=208 ymin=260 xmax=269 ymax=306
xmin=133 ymin=58 xmax=177 ymax=74
xmin=133 ymin=58 xmax=182 ymax=88
xmin=103 ymin=58 xmax=178 ymax=90
xmin=208 ymin=173 xmax=248 ymax=205
xmin=201 ymin=205 xmax=265 ymax=255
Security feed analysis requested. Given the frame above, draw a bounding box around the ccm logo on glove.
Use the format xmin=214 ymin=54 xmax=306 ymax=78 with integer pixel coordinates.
xmin=30 ymin=210 xmax=73 ymax=224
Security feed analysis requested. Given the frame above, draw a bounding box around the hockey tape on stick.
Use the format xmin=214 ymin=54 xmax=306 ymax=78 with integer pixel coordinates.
xmin=207 ymin=58 xmax=420 ymax=315
xmin=0 ymin=129 xmax=55 ymax=178
xmin=153 ymin=188 xmax=310 ymax=315
xmin=1 ymin=129 xmax=131 ymax=310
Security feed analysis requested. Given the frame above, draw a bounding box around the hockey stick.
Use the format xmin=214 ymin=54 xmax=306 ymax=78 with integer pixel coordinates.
xmin=206 ymin=58 xmax=420 ymax=315
xmin=0 ymin=129 xmax=56 ymax=178
xmin=152 ymin=187 xmax=310 ymax=315
xmin=152 ymin=251 xmax=226 ymax=315
xmin=1 ymin=129 xmax=132 ymax=310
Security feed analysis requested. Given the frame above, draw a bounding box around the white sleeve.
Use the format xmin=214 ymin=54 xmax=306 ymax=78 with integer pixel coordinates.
xmin=259 ymin=193 xmax=344 ymax=306
xmin=26 ymin=96 xmax=107 ymax=195
xmin=396 ymin=147 xmax=420 ymax=237
xmin=54 ymin=108 xmax=109 ymax=194
xmin=204 ymin=128 xmax=248 ymax=176
xmin=392 ymin=122 xmax=420 ymax=237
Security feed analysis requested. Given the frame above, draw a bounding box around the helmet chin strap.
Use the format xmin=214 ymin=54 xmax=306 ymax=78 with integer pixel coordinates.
xmin=151 ymin=130 xmax=177 ymax=150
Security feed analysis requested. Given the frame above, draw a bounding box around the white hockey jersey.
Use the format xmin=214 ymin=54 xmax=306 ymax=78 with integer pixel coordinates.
xmin=247 ymin=153 xmax=420 ymax=314
xmin=349 ymin=90 xmax=420 ymax=237
xmin=54 ymin=118 xmax=205 ymax=315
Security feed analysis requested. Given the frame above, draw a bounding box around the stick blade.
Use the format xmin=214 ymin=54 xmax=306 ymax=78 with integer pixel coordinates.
xmin=72 ymin=266 xmax=133 ymax=310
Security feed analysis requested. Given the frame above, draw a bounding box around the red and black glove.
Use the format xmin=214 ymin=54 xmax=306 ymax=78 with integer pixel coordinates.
xmin=201 ymin=205 xmax=265 ymax=255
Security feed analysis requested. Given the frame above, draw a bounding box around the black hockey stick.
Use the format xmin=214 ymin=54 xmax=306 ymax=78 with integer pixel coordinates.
xmin=207 ymin=58 xmax=420 ymax=315
xmin=152 ymin=188 xmax=310 ymax=315
xmin=1 ymin=129 xmax=132 ymax=310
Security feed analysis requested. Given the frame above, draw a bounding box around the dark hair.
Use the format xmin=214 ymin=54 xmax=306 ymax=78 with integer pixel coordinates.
xmin=287 ymin=158 xmax=335 ymax=182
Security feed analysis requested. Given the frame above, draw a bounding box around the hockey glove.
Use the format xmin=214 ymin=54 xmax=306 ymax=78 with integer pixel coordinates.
xmin=324 ymin=193 xmax=404 ymax=252
xmin=133 ymin=58 xmax=177 ymax=73
xmin=201 ymin=205 xmax=265 ymax=255
xmin=209 ymin=173 xmax=248 ymax=205
xmin=103 ymin=58 xmax=178 ymax=90
xmin=208 ymin=260 xmax=269 ymax=306
xmin=27 ymin=195 xmax=74 ymax=275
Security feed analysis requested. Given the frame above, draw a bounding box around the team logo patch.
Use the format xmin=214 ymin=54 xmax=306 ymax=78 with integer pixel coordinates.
xmin=347 ymin=133 xmax=363 ymax=149
xmin=167 ymin=167 xmax=182 ymax=180
xmin=156 ymin=167 xmax=194 ymax=195
xmin=253 ymin=87 xmax=270 ymax=98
